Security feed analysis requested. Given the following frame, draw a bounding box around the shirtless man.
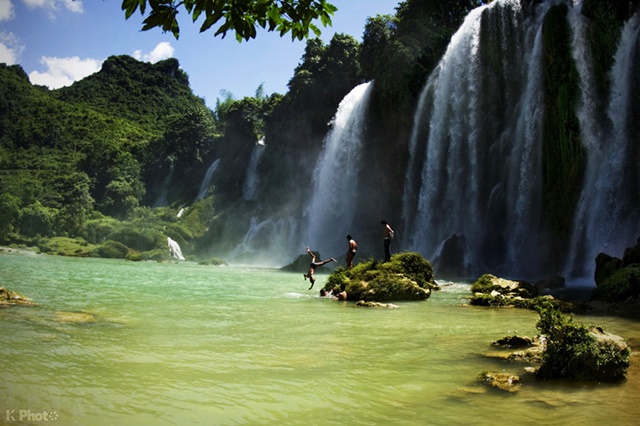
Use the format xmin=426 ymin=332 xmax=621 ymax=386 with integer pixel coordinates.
xmin=303 ymin=247 xmax=336 ymax=290
xmin=345 ymin=235 xmax=358 ymax=269
xmin=381 ymin=220 xmax=394 ymax=262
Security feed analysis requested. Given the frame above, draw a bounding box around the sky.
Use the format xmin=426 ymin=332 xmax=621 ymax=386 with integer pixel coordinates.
xmin=0 ymin=0 xmax=400 ymax=109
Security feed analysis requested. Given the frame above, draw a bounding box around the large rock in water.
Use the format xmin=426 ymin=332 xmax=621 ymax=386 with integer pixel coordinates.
xmin=435 ymin=234 xmax=469 ymax=279
xmin=323 ymin=252 xmax=438 ymax=302
xmin=593 ymin=237 xmax=640 ymax=303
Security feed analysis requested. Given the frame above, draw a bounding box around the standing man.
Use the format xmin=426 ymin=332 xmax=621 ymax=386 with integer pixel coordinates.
xmin=381 ymin=220 xmax=394 ymax=262
xmin=345 ymin=234 xmax=358 ymax=269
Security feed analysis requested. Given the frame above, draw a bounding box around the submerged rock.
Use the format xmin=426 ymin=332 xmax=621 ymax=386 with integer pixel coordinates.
xmin=0 ymin=287 xmax=37 ymax=307
xmin=355 ymin=300 xmax=399 ymax=308
xmin=478 ymin=371 xmax=521 ymax=393
xmin=53 ymin=311 xmax=97 ymax=324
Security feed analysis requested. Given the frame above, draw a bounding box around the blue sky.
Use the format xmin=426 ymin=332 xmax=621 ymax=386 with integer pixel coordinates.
xmin=0 ymin=0 xmax=400 ymax=109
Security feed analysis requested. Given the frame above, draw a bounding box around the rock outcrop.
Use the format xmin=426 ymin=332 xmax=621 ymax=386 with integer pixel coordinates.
xmin=324 ymin=252 xmax=438 ymax=302
xmin=0 ymin=287 xmax=37 ymax=307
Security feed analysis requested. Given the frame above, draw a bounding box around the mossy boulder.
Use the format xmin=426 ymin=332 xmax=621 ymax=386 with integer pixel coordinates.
xmin=92 ymin=240 xmax=130 ymax=259
xmin=324 ymin=252 xmax=437 ymax=302
xmin=592 ymin=237 xmax=640 ymax=303
xmin=471 ymin=274 xmax=538 ymax=298
xmin=470 ymin=274 xmax=572 ymax=311
xmin=592 ymin=266 xmax=640 ymax=303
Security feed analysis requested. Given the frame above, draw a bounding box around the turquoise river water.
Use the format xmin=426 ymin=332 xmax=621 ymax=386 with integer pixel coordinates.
xmin=1 ymin=252 xmax=640 ymax=425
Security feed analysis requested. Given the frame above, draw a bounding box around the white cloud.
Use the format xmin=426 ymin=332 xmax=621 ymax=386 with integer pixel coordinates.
xmin=0 ymin=31 xmax=23 ymax=64
xmin=22 ymin=0 xmax=83 ymax=18
xmin=0 ymin=0 xmax=15 ymax=21
xmin=28 ymin=55 xmax=102 ymax=89
xmin=133 ymin=42 xmax=175 ymax=63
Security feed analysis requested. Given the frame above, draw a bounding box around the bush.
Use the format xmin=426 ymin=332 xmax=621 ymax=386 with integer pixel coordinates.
xmin=79 ymin=216 xmax=120 ymax=244
xmin=37 ymin=237 xmax=95 ymax=257
xmin=92 ymin=240 xmax=130 ymax=259
xmin=536 ymin=306 xmax=630 ymax=381
xmin=106 ymin=223 xmax=165 ymax=252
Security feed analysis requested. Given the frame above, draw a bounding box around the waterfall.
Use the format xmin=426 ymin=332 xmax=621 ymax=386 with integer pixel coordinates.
xmin=564 ymin=6 xmax=640 ymax=281
xmin=304 ymin=81 xmax=374 ymax=256
xmin=404 ymin=0 xmax=550 ymax=278
xmin=196 ymin=158 xmax=220 ymax=201
xmin=228 ymin=215 xmax=300 ymax=266
xmin=243 ymin=143 xmax=265 ymax=201
xmin=167 ymin=237 xmax=185 ymax=260
xmin=153 ymin=163 xmax=174 ymax=207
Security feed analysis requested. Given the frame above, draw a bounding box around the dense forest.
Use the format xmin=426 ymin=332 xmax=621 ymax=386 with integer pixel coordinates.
xmin=1 ymin=0 xmax=638 ymax=279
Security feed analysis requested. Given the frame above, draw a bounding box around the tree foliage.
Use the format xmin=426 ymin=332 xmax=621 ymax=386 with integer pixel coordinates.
xmin=121 ymin=0 xmax=337 ymax=41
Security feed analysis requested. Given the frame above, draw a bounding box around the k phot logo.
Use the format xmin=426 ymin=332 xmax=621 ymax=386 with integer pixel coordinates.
xmin=6 ymin=409 xmax=59 ymax=422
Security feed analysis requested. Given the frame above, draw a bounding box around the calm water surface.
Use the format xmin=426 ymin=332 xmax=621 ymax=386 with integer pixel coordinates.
xmin=1 ymin=253 xmax=640 ymax=425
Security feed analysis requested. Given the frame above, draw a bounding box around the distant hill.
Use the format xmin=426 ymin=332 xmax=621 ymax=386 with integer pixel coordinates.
xmin=0 ymin=56 xmax=216 ymax=227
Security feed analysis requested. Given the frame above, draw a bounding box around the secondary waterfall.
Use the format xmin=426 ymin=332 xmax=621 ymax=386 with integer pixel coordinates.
xmin=167 ymin=236 xmax=185 ymax=260
xmin=564 ymin=6 xmax=640 ymax=281
xmin=153 ymin=163 xmax=174 ymax=207
xmin=304 ymin=81 xmax=374 ymax=256
xmin=243 ymin=143 xmax=265 ymax=201
xmin=403 ymin=0 xmax=548 ymax=278
xmin=196 ymin=158 xmax=220 ymax=201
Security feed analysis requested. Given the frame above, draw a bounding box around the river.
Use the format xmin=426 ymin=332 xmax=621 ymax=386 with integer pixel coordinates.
xmin=1 ymin=252 xmax=639 ymax=425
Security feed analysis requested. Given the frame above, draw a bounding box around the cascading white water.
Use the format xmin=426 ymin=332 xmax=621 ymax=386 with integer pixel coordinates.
xmin=196 ymin=158 xmax=220 ymax=201
xmin=167 ymin=236 xmax=185 ymax=260
xmin=564 ymin=5 xmax=640 ymax=281
xmin=243 ymin=144 xmax=265 ymax=201
xmin=303 ymin=81 xmax=374 ymax=256
xmin=404 ymin=0 xmax=549 ymax=278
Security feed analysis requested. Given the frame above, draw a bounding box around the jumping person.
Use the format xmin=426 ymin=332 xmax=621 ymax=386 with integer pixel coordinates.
xmin=345 ymin=235 xmax=358 ymax=269
xmin=303 ymin=247 xmax=336 ymax=290
xmin=381 ymin=220 xmax=394 ymax=262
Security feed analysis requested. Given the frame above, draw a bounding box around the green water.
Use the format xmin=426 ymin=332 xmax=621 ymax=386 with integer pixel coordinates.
xmin=1 ymin=253 xmax=640 ymax=425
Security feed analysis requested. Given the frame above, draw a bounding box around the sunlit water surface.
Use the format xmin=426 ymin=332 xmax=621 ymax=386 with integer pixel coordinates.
xmin=1 ymin=253 xmax=640 ymax=425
